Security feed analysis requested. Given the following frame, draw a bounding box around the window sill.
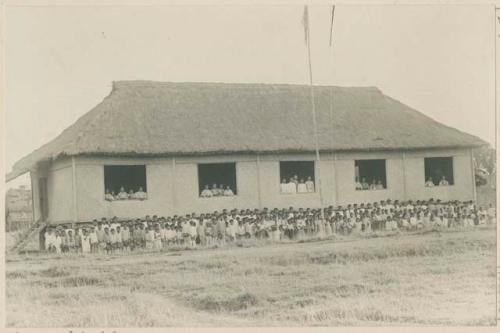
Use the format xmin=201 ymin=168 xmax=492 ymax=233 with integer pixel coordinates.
xmin=355 ymin=189 xmax=387 ymax=191
xmin=280 ymin=192 xmax=317 ymax=195
xmin=424 ymin=185 xmax=455 ymax=188
xmin=105 ymin=199 xmax=148 ymax=202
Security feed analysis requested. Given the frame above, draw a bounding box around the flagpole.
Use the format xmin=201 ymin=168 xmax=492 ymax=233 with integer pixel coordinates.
xmin=329 ymin=5 xmax=335 ymax=46
xmin=303 ymin=6 xmax=324 ymax=219
xmin=329 ymin=5 xmax=336 ymax=209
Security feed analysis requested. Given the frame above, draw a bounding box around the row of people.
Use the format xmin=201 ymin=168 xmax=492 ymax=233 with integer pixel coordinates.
xmin=280 ymin=175 xmax=315 ymax=194
xmin=105 ymin=187 xmax=147 ymax=201
xmin=355 ymin=177 xmax=385 ymax=190
xmin=43 ymin=198 xmax=495 ymax=254
xmin=200 ymin=184 xmax=235 ymax=197
xmin=103 ymin=174 xmax=450 ymax=202
xmin=355 ymin=175 xmax=451 ymax=190
xmin=425 ymin=176 xmax=451 ymax=187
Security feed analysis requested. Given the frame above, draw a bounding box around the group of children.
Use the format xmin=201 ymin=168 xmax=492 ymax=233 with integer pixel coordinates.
xmin=200 ymin=184 xmax=235 ymax=197
xmin=355 ymin=177 xmax=386 ymax=190
xmin=43 ymin=198 xmax=496 ymax=254
xmin=105 ymin=186 xmax=147 ymax=201
xmin=280 ymin=175 xmax=315 ymax=194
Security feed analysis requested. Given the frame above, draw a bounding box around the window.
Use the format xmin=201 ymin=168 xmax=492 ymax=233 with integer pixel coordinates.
xmin=198 ymin=163 xmax=237 ymax=197
xmin=355 ymin=159 xmax=387 ymax=190
xmin=279 ymin=161 xmax=315 ymax=194
xmin=425 ymin=157 xmax=454 ymax=186
xmin=104 ymin=165 xmax=147 ymax=198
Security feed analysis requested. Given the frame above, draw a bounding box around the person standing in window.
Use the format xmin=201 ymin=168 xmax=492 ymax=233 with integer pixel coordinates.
xmin=297 ymin=178 xmax=308 ymax=193
xmin=355 ymin=177 xmax=362 ymax=190
xmin=305 ymin=176 xmax=315 ymax=192
xmin=117 ymin=187 xmax=128 ymax=200
xmin=211 ymin=183 xmax=220 ymax=196
xmin=127 ymin=189 xmax=135 ymax=200
xmin=439 ymin=176 xmax=449 ymax=186
xmin=200 ymin=185 xmax=213 ymax=198
xmin=375 ymin=180 xmax=384 ymax=190
xmin=287 ymin=177 xmax=297 ymax=194
xmin=135 ymin=187 xmax=147 ymax=200
xmin=425 ymin=177 xmax=435 ymax=187
xmin=361 ymin=177 xmax=369 ymax=190
xmin=105 ymin=189 xmax=115 ymax=201
xmin=280 ymin=178 xmax=288 ymax=193
xmin=369 ymin=180 xmax=377 ymax=190
xmin=223 ymin=185 xmax=234 ymax=196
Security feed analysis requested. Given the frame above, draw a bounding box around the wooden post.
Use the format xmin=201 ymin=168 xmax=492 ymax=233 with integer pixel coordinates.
xmin=470 ymin=149 xmax=477 ymax=202
xmin=172 ymin=157 xmax=177 ymax=215
xmin=30 ymin=170 xmax=39 ymax=223
xmin=334 ymin=153 xmax=339 ymax=207
xmin=256 ymin=155 xmax=262 ymax=210
xmin=402 ymin=151 xmax=407 ymax=201
xmin=71 ymin=157 xmax=78 ymax=222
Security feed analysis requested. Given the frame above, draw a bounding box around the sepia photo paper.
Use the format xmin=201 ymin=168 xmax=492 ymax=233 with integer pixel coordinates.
xmin=1 ymin=0 xmax=500 ymax=332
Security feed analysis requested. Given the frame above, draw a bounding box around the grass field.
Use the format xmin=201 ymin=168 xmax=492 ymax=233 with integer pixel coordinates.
xmin=5 ymin=226 xmax=496 ymax=327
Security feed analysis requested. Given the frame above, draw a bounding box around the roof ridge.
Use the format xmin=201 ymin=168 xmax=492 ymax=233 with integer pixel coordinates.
xmin=112 ymin=80 xmax=381 ymax=91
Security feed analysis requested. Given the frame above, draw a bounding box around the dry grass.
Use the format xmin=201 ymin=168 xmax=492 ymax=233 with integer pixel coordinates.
xmin=5 ymin=226 xmax=496 ymax=327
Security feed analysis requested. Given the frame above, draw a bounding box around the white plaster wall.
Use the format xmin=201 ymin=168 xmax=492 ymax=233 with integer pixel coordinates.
xmin=46 ymin=158 xmax=73 ymax=223
xmin=41 ymin=149 xmax=475 ymax=222
xmin=404 ymin=149 xmax=474 ymax=202
xmin=174 ymin=159 xmax=260 ymax=214
xmin=335 ymin=156 xmax=405 ymax=205
xmin=75 ymin=157 xmax=176 ymax=221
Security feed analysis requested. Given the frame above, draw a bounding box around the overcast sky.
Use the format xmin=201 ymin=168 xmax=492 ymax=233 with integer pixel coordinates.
xmin=4 ymin=4 xmax=496 ymax=188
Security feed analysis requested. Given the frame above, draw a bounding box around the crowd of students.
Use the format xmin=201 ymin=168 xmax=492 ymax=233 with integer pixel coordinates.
xmin=355 ymin=177 xmax=386 ymax=191
xmin=105 ymin=186 xmax=147 ymax=201
xmin=200 ymin=184 xmax=235 ymax=197
xmin=43 ymin=198 xmax=496 ymax=254
xmin=354 ymin=175 xmax=452 ymax=191
xmin=280 ymin=175 xmax=315 ymax=194
xmin=425 ymin=176 xmax=452 ymax=187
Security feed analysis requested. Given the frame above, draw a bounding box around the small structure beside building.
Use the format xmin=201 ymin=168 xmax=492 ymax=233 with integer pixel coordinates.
xmin=5 ymin=185 xmax=33 ymax=231
xmin=6 ymin=81 xmax=486 ymax=224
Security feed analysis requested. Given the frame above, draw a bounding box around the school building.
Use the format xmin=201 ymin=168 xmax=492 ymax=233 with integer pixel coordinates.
xmin=7 ymin=81 xmax=486 ymax=224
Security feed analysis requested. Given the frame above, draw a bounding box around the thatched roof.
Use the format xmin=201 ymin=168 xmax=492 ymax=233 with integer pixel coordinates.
xmin=11 ymin=80 xmax=485 ymax=176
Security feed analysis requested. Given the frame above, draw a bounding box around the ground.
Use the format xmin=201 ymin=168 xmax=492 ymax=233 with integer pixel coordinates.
xmin=5 ymin=226 xmax=496 ymax=327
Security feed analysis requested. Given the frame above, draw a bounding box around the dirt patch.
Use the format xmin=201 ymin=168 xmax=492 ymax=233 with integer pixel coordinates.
xmin=6 ymin=271 xmax=28 ymax=279
xmin=195 ymin=292 xmax=259 ymax=312
xmin=38 ymin=266 xmax=72 ymax=278
xmin=32 ymin=276 xmax=104 ymax=288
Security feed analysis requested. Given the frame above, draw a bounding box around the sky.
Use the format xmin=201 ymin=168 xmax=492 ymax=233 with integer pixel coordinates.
xmin=4 ymin=4 xmax=496 ymax=188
